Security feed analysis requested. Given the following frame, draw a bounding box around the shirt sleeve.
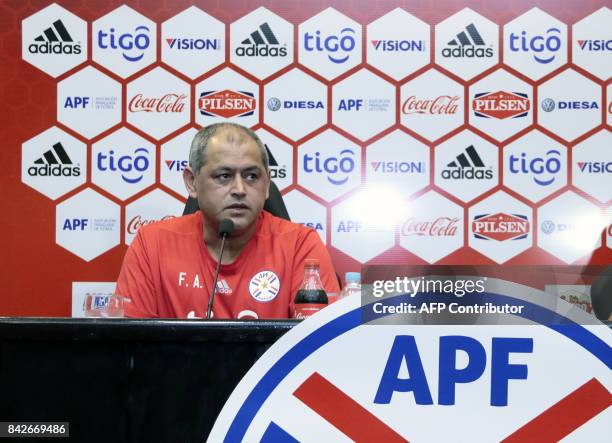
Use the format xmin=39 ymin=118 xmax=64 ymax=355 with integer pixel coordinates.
xmin=115 ymin=228 xmax=159 ymax=318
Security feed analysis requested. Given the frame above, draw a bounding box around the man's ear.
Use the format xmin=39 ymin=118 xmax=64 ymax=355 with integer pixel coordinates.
xmin=183 ymin=166 xmax=198 ymax=199
xmin=265 ymin=170 xmax=270 ymax=200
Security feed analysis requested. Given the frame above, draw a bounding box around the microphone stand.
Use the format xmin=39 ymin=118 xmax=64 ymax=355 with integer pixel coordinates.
xmin=207 ymin=220 xmax=233 ymax=319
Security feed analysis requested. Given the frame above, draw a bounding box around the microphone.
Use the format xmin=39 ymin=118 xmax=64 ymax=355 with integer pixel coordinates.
xmin=207 ymin=219 xmax=234 ymax=319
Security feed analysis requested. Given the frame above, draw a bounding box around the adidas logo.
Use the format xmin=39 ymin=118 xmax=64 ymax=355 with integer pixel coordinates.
xmin=28 ymin=19 xmax=82 ymax=55
xmin=216 ymin=280 xmax=233 ymax=295
xmin=27 ymin=142 xmax=81 ymax=177
xmin=265 ymin=144 xmax=287 ymax=179
xmin=442 ymin=23 xmax=493 ymax=58
xmin=441 ymin=145 xmax=493 ymax=180
xmin=235 ymin=22 xmax=287 ymax=57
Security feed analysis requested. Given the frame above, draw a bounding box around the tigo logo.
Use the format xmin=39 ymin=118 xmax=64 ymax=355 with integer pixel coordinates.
xmin=28 ymin=142 xmax=80 ymax=177
xmin=28 ymin=19 xmax=82 ymax=55
xmin=442 ymin=23 xmax=493 ymax=58
xmin=508 ymin=149 xmax=562 ymax=186
xmin=472 ymin=91 xmax=530 ymax=119
xmin=96 ymin=147 xmax=150 ymax=184
xmin=236 ymin=22 xmax=287 ymax=57
xmin=370 ymin=39 xmax=426 ymax=52
xmin=508 ymin=28 xmax=562 ymax=64
xmin=472 ymin=213 xmax=530 ymax=241
xmin=166 ymin=37 xmax=221 ymax=51
xmin=303 ymin=28 xmax=357 ymax=63
xmin=97 ymin=25 xmax=151 ymax=62
xmin=303 ymin=149 xmax=355 ymax=185
xmin=198 ymin=90 xmax=256 ymax=118
xmin=442 ymin=145 xmax=493 ymax=180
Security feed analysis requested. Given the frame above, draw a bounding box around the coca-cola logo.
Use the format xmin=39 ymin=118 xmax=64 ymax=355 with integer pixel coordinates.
xmin=401 ymin=95 xmax=460 ymax=115
xmin=127 ymin=215 xmax=175 ymax=234
xmin=401 ymin=217 xmax=460 ymax=237
xmin=128 ymin=93 xmax=187 ymax=113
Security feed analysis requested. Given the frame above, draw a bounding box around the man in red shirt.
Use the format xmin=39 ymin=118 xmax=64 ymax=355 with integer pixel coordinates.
xmin=116 ymin=123 xmax=339 ymax=319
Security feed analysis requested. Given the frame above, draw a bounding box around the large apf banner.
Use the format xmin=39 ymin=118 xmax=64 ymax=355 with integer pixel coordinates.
xmin=1 ymin=0 xmax=610 ymax=315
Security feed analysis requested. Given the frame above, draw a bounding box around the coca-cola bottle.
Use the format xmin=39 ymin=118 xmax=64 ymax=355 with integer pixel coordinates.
xmin=293 ymin=259 xmax=328 ymax=319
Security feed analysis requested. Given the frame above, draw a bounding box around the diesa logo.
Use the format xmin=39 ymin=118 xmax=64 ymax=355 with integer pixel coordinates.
xmin=508 ymin=28 xmax=562 ymax=64
xmin=97 ymin=25 xmax=151 ymax=62
xmin=303 ymin=148 xmax=356 ymax=185
xmin=303 ymin=27 xmax=357 ymax=63
xmin=96 ymin=147 xmax=151 ymax=183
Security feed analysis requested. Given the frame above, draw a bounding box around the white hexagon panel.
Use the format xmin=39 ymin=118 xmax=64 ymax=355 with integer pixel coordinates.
xmin=366 ymin=8 xmax=430 ymax=80
xmin=230 ymin=7 xmax=293 ymax=80
xmin=283 ymin=190 xmax=327 ymax=244
xmin=195 ymin=68 xmax=259 ymax=128
xmin=264 ymin=68 xmax=327 ymax=141
xmin=332 ymin=69 xmax=395 ymax=141
xmin=435 ymin=8 xmax=498 ymax=81
xmin=503 ymin=130 xmax=567 ymax=203
xmin=399 ymin=190 xmax=464 ymax=263
xmin=92 ymin=5 xmax=156 ymax=79
xmin=124 ymin=189 xmax=184 ymax=245
xmin=57 ymin=66 xmax=121 ymax=139
xmin=538 ymin=191 xmax=604 ymax=263
xmin=468 ymin=69 xmax=533 ymax=142
xmin=297 ymin=130 xmax=361 ymax=202
xmin=366 ymin=130 xmax=429 ymax=197
xmin=331 ymin=190 xmax=395 ymax=263
xmin=400 ymin=69 xmax=464 ymax=141
xmin=255 ymin=129 xmax=293 ymax=191
xmin=469 ymin=191 xmax=533 ymax=264
xmin=56 ymin=188 xmax=120 ymax=262
xmin=22 ymin=3 xmax=87 ymax=78
xmin=298 ymin=7 xmax=362 ymax=80
xmin=503 ymin=8 xmax=567 ymax=81
xmin=434 ymin=130 xmax=499 ymax=203
xmin=126 ymin=67 xmax=190 ymax=140
xmin=572 ymin=8 xmax=612 ymax=81
xmin=161 ymin=6 xmax=224 ymax=79
xmin=92 ymin=128 xmax=156 ymax=201
xmin=538 ymin=69 xmax=602 ymax=142
xmin=160 ymin=128 xmax=197 ymax=198
xmin=608 ymin=84 xmax=612 ymax=127
xmin=572 ymin=130 xmax=612 ymax=203
xmin=22 ymin=126 xmax=86 ymax=200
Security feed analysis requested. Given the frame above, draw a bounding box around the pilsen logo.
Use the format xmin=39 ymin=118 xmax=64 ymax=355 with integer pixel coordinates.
xmin=401 ymin=217 xmax=460 ymax=236
xmin=128 ymin=94 xmax=187 ymax=113
xmin=402 ymin=95 xmax=460 ymax=115
xmin=198 ymin=90 xmax=256 ymax=118
xmin=472 ymin=213 xmax=529 ymax=241
xmin=472 ymin=91 xmax=530 ymax=119
xmin=127 ymin=215 xmax=175 ymax=234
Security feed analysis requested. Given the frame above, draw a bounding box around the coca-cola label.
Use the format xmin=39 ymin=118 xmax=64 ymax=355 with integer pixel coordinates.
xmin=128 ymin=93 xmax=187 ymax=113
xmin=472 ymin=91 xmax=530 ymax=119
xmin=127 ymin=215 xmax=175 ymax=234
xmin=198 ymin=90 xmax=256 ymax=118
xmin=401 ymin=95 xmax=460 ymax=115
xmin=293 ymin=303 xmax=327 ymax=319
xmin=401 ymin=217 xmax=460 ymax=237
xmin=472 ymin=213 xmax=530 ymax=241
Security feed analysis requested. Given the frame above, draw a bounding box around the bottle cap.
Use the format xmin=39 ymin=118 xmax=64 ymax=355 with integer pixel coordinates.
xmin=304 ymin=258 xmax=320 ymax=268
xmin=345 ymin=272 xmax=360 ymax=283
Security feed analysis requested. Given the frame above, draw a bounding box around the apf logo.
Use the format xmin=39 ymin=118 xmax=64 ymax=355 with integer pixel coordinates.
xmin=472 ymin=91 xmax=530 ymax=119
xmin=303 ymin=149 xmax=356 ymax=185
xmin=198 ymin=90 xmax=256 ymax=118
xmin=508 ymin=28 xmax=562 ymax=64
xmin=303 ymin=27 xmax=357 ymax=63
xmin=28 ymin=19 xmax=82 ymax=55
xmin=97 ymin=25 xmax=150 ymax=62
xmin=96 ymin=147 xmax=150 ymax=184
xmin=508 ymin=149 xmax=562 ymax=186
xmin=472 ymin=213 xmax=530 ymax=241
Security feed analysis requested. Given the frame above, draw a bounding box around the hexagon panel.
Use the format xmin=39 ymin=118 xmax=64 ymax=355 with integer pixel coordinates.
xmin=283 ymin=190 xmax=327 ymax=244
xmin=22 ymin=3 xmax=87 ymax=78
xmin=124 ymin=189 xmax=184 ymax=245
xmin=366 ymin=130 xmax=429 ymax=197
xmin=572 ymin=130 xmax=612 ymax=203
xmin=366 ymin=8 xmax=430 ymax=80
xmin=298 ymin=8 xmax=362 ymax=80
xmin=435 ymin=8 xmax=499 ymax=81
xmin=399 ymin=191 xmax=464 ymax=263
xmin=538 ymin=191 xmax=604 ymax=263
xmin=469 ymin=191 xmax=533 ymax=264
xmin=332 ymin=69 xmax=395 ymax=141
xmin=91 ymin=128 xmax=156 ymax=201
xmin=331 ymin=190 xmax=395 ymax=263
xmin=255 ymin=129 xmax=293 ymax=191
xmin=92 ymin=5 xmax=156 ymax=79
xmin=297 ymin=130 xmax=361 ymax=202
xmin=126 ymin=67 xmax=190 ymax=140
xmin=22 ymin=126 xmax=86 ymax=200
xmin=56 ymin=188 xmax=120 ymax=262
xmin=503 ymin=130 xmax=567 ymax=203
xmin=435 ymin=130 xmax=499 ymax=203
xmin=57 ymin=66 xmax=122 ymax=139
xmin=607 ymin=84 xmax=612 ymax=127
xmin=503 ymin=8 xmax=568 ymax=81
xmin=161 ymin=6 xmax=225 ymax=79
xmin=195 ymin=68 xmax=259 ymax=129
xmin=468 ymin=68 xmax=533 ymax=142
xmin=230 ymin=7 xmax=293 ymax=80
xmin=400 ymin=69 xmax=464 ymax=141
xmin=264 ymin=68 xmax=327 ymax=141
xmin=160 ymin=128 xmax=198 ymax=198
xmin=572 ymin=7 xmax=611 ymax=81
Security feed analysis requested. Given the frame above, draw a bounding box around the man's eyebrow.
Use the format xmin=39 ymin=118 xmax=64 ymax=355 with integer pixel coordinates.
xmin=211 ymin=165 xmax=262 ymax=173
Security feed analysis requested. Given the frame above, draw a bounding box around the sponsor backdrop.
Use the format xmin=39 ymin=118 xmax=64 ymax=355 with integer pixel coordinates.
xmin=0 ymin=0 xmax=610 ymax=316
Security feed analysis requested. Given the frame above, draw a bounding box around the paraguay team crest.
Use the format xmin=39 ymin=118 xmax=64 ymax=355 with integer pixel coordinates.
xmin=249 ymin=270 xmax=280 ymax=302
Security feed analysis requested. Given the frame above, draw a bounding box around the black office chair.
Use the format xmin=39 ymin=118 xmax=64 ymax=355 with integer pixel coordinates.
xmin=182 ymin=180 xmax=290 ymax=220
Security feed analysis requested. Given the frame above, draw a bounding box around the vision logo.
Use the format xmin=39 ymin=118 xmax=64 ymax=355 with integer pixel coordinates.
xmin=472 ymin=213 xmax=530 ymax=241
xmin=28 ymin=142 xmax=81 ymax=177
xmin=265 ymin=145 xmax=287 ymax=180
xmin=165 ymin=160 xmax=187 ymax=172
xmin=28 ymin=19 xmax=82 ymax=55
xmin=509 ymin=28 xmax=562 ymax=64
xmin=304 ymin=28 xmax=357 ymax=63
xmin=370 ymin=39 xmax=426 ymax=52
xmin=303 ymin=149 xmax=356 ymax=185
xmin=577 ymin=39 xmax=612 ymax=51
xmin=166 ymin=37 xmax=221 ymax=51
xmin=508 ymin=149 xmax=562 ymax=186
xmin=576 ymin=162 xmax=612 ymax=174
xmin=96 ymin=147 xmax=151 ymax=184
xmin=97 ymin=25 xmax=151 ymax=62
xmin=198 ymin=90 xmax=256 ymax=118
xmin=236 ymin=22 xmax=287 ymax=57
xmin=472 ymin=91 xmax=530 ymax=119
xmin=441 ymin=145 xmax=493 ymax=180
xmin=442 ymin=23 xmax=493 ymax=58
xmin=370 ymin=161 xmax=425 ymax=174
